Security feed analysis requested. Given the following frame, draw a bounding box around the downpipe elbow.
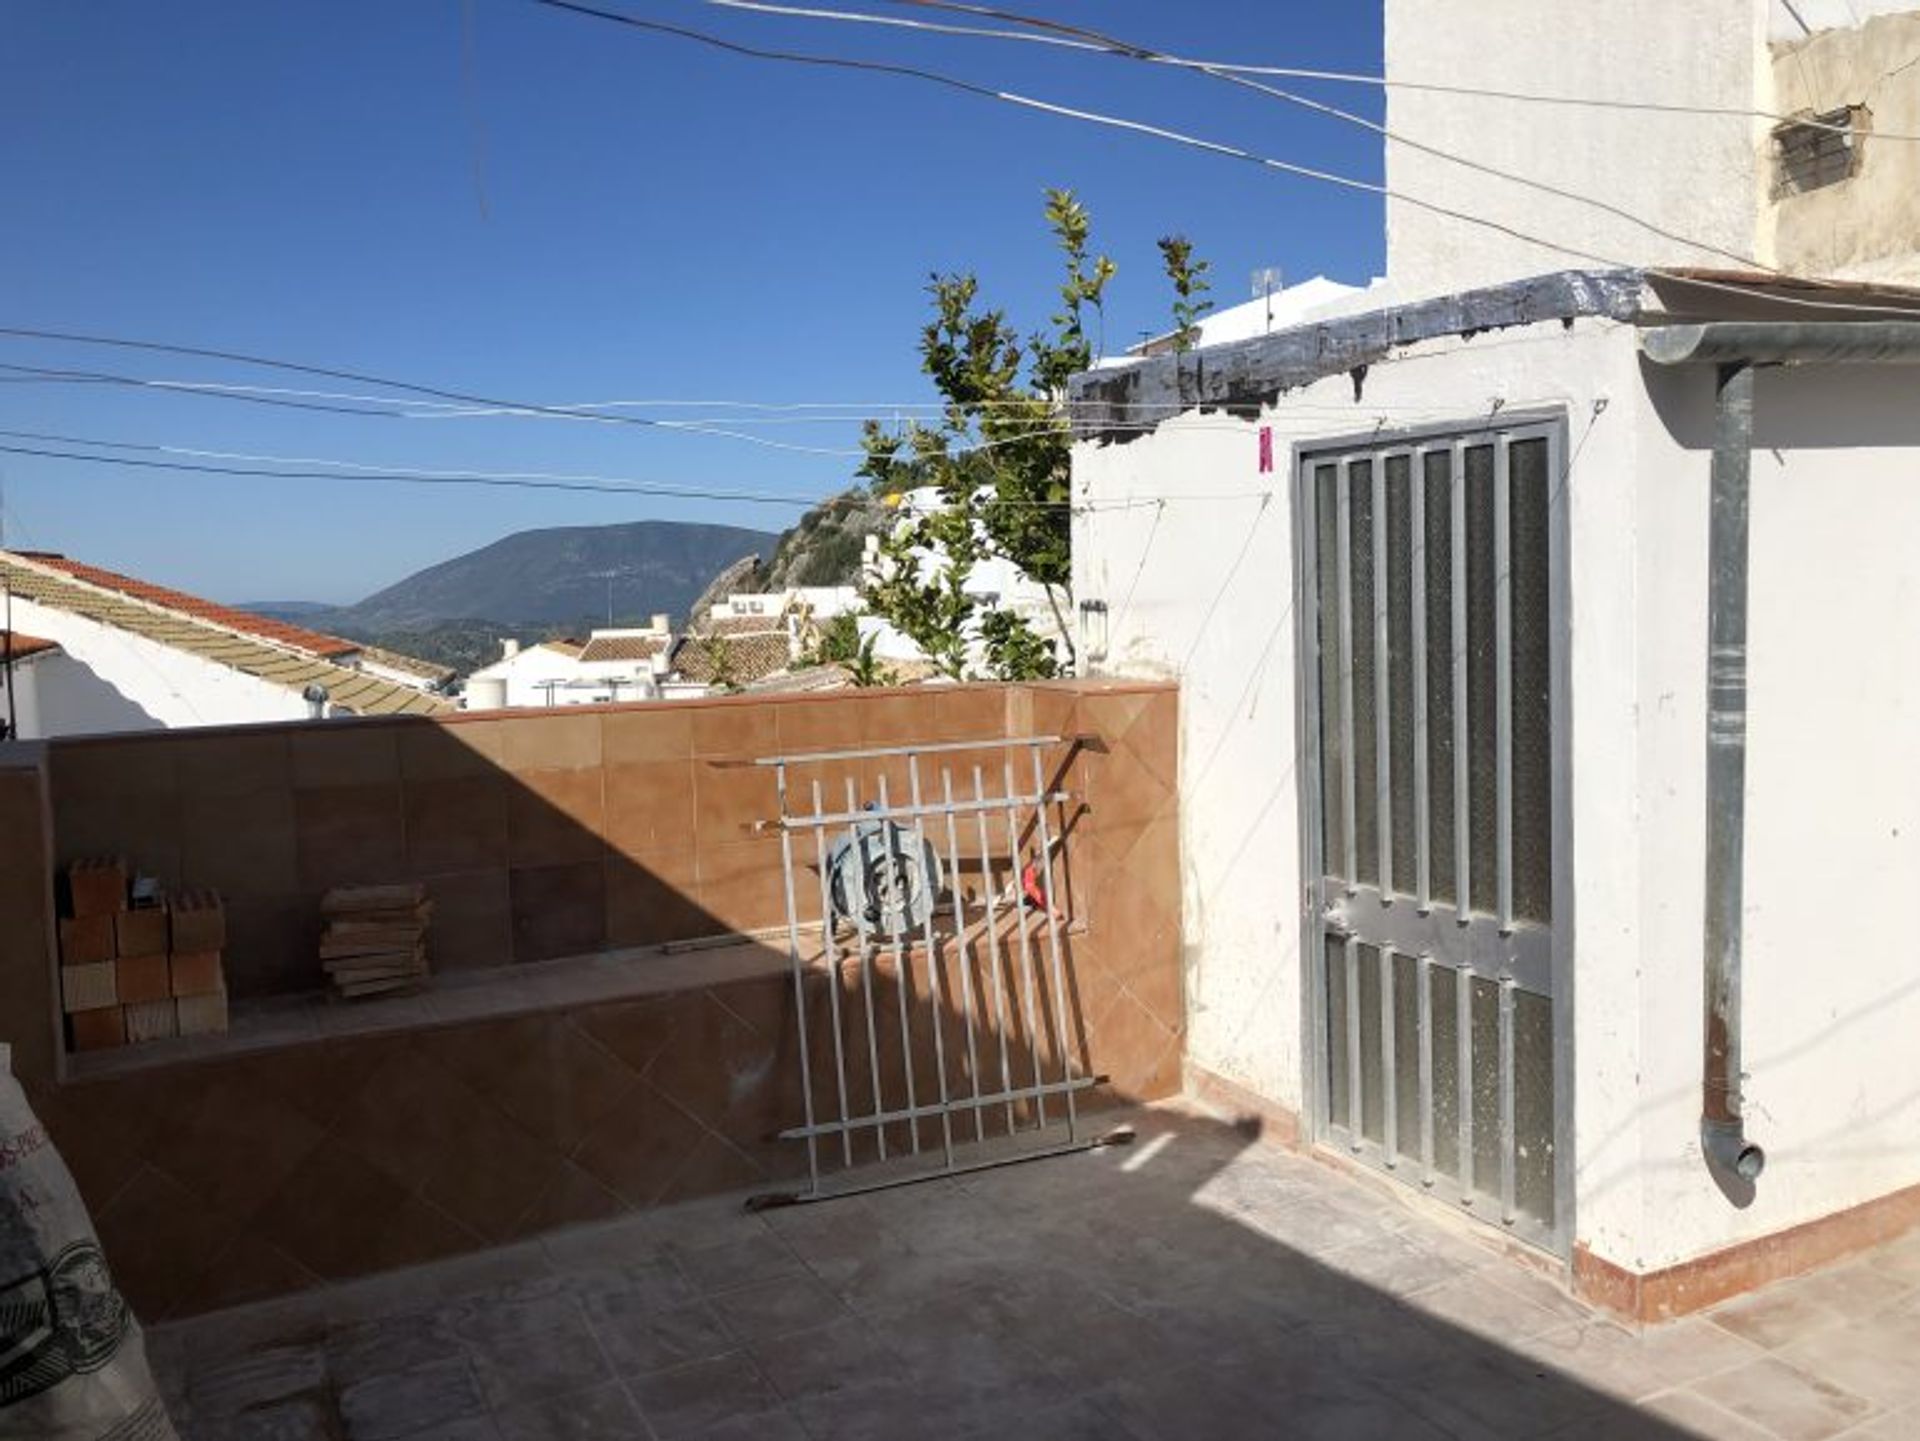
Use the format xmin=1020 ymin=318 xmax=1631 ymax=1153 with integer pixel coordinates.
xmin=1702 ymin=1117 xmax=1766 ymax=1183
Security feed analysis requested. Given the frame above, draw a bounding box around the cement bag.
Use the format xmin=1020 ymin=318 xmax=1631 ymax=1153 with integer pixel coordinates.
xmin=0 ymin=1044 xmax=176 ymax=1440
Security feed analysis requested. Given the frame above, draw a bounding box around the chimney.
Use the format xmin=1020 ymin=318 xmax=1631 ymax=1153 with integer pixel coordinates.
xmin=650 ymin=613 xmax=669 ymax=634
xmin=501 ymin=638 xmax=521 ymax=660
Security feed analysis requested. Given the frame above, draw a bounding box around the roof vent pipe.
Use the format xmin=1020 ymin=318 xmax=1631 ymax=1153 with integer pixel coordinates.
xmin=303 ymin=683 xmax=329 ymax=721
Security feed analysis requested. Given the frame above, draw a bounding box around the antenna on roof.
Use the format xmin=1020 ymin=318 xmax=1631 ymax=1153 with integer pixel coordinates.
xmin=1252 ymin=267 xmax=1283 ymax=334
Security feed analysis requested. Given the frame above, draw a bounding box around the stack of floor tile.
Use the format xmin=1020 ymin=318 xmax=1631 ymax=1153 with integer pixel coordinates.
xmin=56 ymin=862 xmax=229 ymax=1050
xmin=320 ymin=883 xmax=431 ymax=998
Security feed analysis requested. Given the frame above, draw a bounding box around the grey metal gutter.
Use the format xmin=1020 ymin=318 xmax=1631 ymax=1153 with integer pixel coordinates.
xmin=1642 ymin=319 xmax=1920 ymax=1194
xmin=1068 ymin=269 xmax=1647 ymax=439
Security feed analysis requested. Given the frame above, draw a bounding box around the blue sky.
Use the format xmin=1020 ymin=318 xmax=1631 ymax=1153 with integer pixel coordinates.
xmin=0 ymin=0 xmax=1383 ymax=604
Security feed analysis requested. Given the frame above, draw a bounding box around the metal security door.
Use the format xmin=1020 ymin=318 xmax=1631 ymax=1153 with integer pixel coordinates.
xmin=1298 ymin=420 xmax=1571 ymax=1254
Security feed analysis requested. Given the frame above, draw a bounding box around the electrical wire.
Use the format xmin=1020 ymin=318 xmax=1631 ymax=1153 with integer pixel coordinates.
xmin=872 ymin=0 xmax=1920 ymax=142
xmin=687 ymin=0 xmax=1774 ymax=272
xmin=533 ymin=0 xmax=1629 ymax=272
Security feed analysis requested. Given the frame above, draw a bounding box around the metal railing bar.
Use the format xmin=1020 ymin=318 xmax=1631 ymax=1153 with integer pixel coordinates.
xmin=874 ymin=772 xmax=922 ymax=1155
xmin=1004 ymin=756 xmax=1048 ymax=1129
xmin=741 ymin=734 xmax=1077 ymax=768
xmin=809 ymin=778 xmax=853 ymax=1171
xmin=941 ymin=767 xmax=987 ymax=1144
xmin=757 ymin=791 xmax=1073 ymax=833
xmin=774 ymin=761 xmax=820 ymax=1190
xmin=907 ymin=754 xmax=956 ymax=1167
xmin=778 ymin=1074 xmax=1107 ymax=1139
xmin=973 ymin=764 xmax=1018 ymax=1135
xmin=846 ymin=775 xmax=888 ymax=1163
xmin=1028 ymin=742 xmax=1079 ymax=1144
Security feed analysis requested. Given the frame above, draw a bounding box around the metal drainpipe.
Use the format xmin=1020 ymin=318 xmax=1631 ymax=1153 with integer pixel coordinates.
xmin=1700 ymin=360 xmax=1765 ymax=1184
xmin=1642 ymin=319 xmax=1920 ymax=1190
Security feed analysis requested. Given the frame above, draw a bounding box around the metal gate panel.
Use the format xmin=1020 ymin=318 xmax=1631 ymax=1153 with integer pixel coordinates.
xmin=746 ymin=734 xmax=1123 ymax=1206
xmin=1297 ymin=418 xmax=1571 ymax=1255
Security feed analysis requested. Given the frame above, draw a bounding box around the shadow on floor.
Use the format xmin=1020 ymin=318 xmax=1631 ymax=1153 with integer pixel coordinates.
xmin=140 ymin=1102 xmax=1780 ymax=1441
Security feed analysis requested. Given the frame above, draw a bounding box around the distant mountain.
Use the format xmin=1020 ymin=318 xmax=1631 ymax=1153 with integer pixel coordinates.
xmin=238 ymin=600 xmax=337 ymax=622
xmin=318 ymin=520 xmax=778 ymax=633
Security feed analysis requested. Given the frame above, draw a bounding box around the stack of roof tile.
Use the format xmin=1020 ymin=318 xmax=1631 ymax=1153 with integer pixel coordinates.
xmin=321 ymin=883 xmax=431 ymax=998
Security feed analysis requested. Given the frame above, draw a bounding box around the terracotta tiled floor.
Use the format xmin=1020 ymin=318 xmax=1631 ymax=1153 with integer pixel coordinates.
xmin=146 ymin=1106 xmax=1920 ymax=1440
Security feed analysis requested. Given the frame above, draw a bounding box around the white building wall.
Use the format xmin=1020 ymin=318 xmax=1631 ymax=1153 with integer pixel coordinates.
xmin=4 ymin=597 xmax=309 ymax=733
xmin=1075 ymin=316 xmax=1920 ymax=1275
xmin=1384 ymin=0 xmax=1771 ymax=298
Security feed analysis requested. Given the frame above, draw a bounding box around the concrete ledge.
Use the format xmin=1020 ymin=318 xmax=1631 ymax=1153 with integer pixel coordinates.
xmin=1575 ymin=1177 xmax=1920 ymax=1323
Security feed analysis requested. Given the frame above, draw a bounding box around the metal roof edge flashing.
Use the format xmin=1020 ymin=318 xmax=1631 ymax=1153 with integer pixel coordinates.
xmin=1067 ymin=268 xmax=1646 ymax=442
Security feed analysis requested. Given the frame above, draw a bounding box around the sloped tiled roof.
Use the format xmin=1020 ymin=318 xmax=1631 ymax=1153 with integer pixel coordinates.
xmin=541 ymin=638 xmax=587 ymax=659
xmin=359 ymin=643 xmax=456 ymax=687
xmin=0 ymin=630 xmax=60 ymax=661
xmin=671 ymin=630 xmax=792 ymax=686
xmin=17 ymin=552 xmax=361 ymax=659
xmin=707 ymin=614 xmax=788 ymax=638
xmin=0 ymin=551 xmax=452 ymax=717
xmin=578 ymin=633 xmax=669 ymax=664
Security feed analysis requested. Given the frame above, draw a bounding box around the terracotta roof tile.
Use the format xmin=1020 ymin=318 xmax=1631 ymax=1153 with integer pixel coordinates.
xmin=0 ymin=551 xmax=452 ymax=718
xmin=671 ymin=630 xmax=792 ymax=685
xmin=578 ymin=633 xmax=670 ymax=664
xmin=0 ymin=630 xmax=59 ymax=661
xmin=15 ymin=552 xmax=361 ymax=659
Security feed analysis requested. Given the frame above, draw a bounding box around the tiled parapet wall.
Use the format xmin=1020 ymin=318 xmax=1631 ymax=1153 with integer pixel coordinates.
xmin=0 ymin=748 xmax=59 ymax=1086
xmin=4 ymin=680 xmax=1181 ymax=1320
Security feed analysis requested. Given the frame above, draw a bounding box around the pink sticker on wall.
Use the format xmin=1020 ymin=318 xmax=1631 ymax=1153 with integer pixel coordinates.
xmin=1258 ymin=426 xmax=1274 ymax=474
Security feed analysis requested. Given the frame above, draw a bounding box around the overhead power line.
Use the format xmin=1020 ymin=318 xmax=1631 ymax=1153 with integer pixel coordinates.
xmin=541 ymin=1 xmax=1920 ymax=322
xmin=872 ymin=0 xmax=1920 ymax=141
xmin=700 ymin=0 xmax=1775 ymax=272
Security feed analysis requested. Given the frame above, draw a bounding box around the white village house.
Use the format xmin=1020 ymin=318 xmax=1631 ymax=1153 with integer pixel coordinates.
xmin=463 ymin=618 xmax=676 ymax=709
xmin=0 ymin=548 xmax=451 ymax=735
xmin=1069 ymin=0 xmax=1920 ymax=1318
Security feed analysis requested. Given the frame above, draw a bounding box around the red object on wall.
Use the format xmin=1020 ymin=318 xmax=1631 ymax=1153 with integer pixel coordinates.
xmin=1258 ymin=427 xmax=1274 ymax=474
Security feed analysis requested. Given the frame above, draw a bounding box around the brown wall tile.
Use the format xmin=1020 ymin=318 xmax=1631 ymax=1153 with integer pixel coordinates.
xmin=424 ymin=870 xmax=512 ymax=971
xmin=294 ymin=784 xmax=405 ymax=892
xmin=499 ymin=713 xmax=602 ymax=773
xmin=180 ymin=786 xmax=299 ymax=896
xmin=508 ymin=767 xmax=607 ymax=867
xmin=692 ymin=762 xmax=778 ymax=846
xmin=931 ymin=686 xmax=1013 ymax=741
xmin=696 ymin=836 xmax=794 ymax=935
xmin=690 ymin=702 xmax=776 ymax=760
xmin=399 ymin=718 xmax=506 ymax=780
xmin=602 ymin=706 xmax=693 ymax=764
xmin=289 ymin=725 xmax=400 ymax=790
xmin=605 ymin=851 xmax=708 ymax=947
xmin=404 ymin=774 xmax=510 ymax=876
xmin=48 ymin=739 xmax=179 ymax=806
xmin=171 ymin=731 xmax=291 ymax=799
xmin=224 ymin=893 xmax=322 ymax=997
xmin=773 ymin=697 xmax=863 ymax=754
xmin=603 ymin=761 xmax=696 ymax=858
xmin=510 ymin=861 xmax=606 ymax=962
xmin=92 ymin=1164 xmax=238 ymax=1320
xmin=0 ymin=766 xmax=57 ymax=1084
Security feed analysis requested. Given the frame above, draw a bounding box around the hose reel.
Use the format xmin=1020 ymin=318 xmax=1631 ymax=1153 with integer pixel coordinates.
xmin=826 ymin=818 xmax=943 ymax=940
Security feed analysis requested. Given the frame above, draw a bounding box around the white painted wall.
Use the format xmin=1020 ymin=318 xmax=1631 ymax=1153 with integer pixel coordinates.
xmin=3 ymin=596 xmax=309 ymax=733
xmin=1384 ymin=0 xmax=1771 ymax=297
xmin=1074 ymin=315 xmax=1920 ymax=1275
xmin=1772 ymin=0 xmax=1917 ymax=39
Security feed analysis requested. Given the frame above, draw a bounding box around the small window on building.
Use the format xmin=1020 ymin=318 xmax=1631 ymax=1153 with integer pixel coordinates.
xmin=1773 ymin=106 xmax=1868 ymax=198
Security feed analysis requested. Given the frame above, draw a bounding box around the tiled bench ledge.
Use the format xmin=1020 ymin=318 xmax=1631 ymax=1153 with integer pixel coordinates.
xmin=64 ymin=932 xmax=806 ymax=1081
